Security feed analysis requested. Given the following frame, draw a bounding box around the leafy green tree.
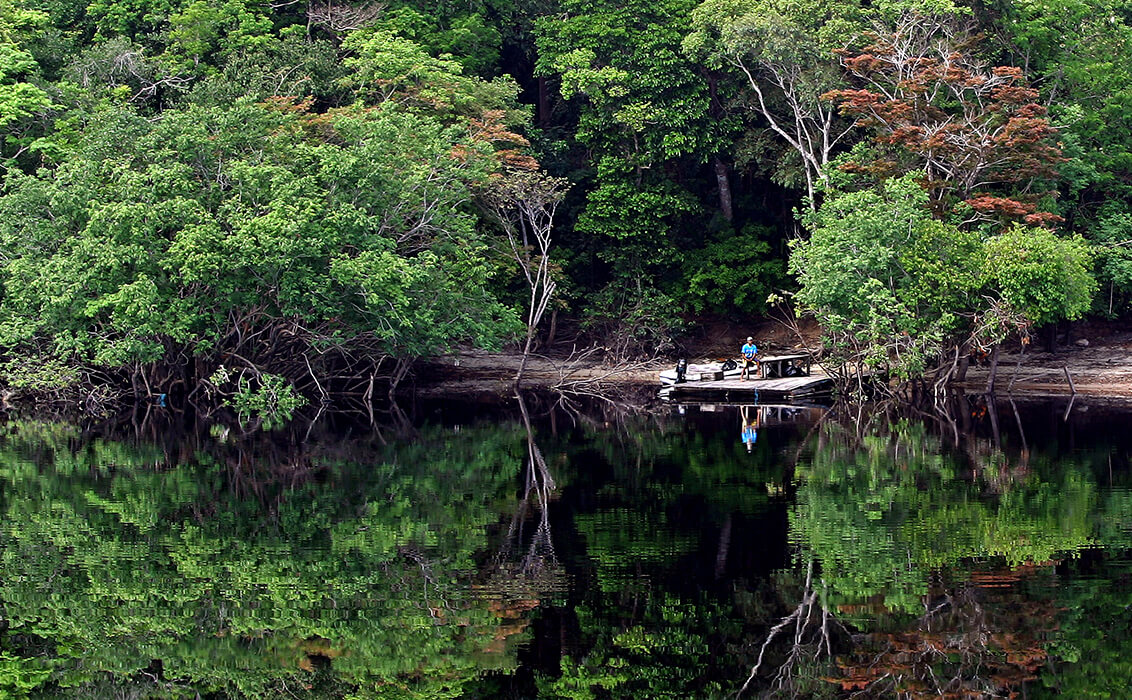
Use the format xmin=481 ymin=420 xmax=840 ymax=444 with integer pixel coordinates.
xmin=535 ymin=0 xmax=744 ymax=321
xmin=682 ymin=223 xmax=784 ymax=315
xmin=1088 ymin=204 xmax=1132 ymax=316
xmin=185 ymin=32 xmax=349 ymax=109
xmin=342 ymin=27 xmax=523 ymax=124
xmin=685 ymin=0 xmax=866 ymax=206
xmin=985 ymin=0 xmax=1132 ymax=208
xmin=85 ymin=0 xmax=183 ymax=38
xmin=536 ymin=0 xmax=719 ymax=167
xmin=164 ymin=0 xmax=274 ymax=73
xmin=792 ymin=171 xmax=1096 ymax=383
xmin=0 ymin=97 xmax=519 ymax=395
xmin=0 ymin=0 xmax=53 ymax=167
xmin=375 ymin=5 xmax=505 ymax=78
xmin=983 ymin=225 xmax=1096 ymax=327
xmin=791 ymin=175 xmax=982 ymax=378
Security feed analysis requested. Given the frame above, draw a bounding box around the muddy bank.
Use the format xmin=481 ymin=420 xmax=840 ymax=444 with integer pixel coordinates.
xmin=412 ymin=318 xmax=821 ymax=397
xmin=418 ymin=321 xmax=1132 ymax=401
xmin=413 ymin=350 xmax=668 ymax=397
xmin=955 ymin=342 xmax=1132 ymax=399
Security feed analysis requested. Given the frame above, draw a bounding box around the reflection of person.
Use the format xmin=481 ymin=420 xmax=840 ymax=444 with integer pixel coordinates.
xmin=740 ymin=405 xmax=759 ymax=453
xmin=740 ymin=336 xmax=760 ymax=380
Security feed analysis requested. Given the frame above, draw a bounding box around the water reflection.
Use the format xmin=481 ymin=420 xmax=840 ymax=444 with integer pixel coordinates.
xmin=747 ymin=402 xmax=1132 ymax=698
xmin=0 ymin=396 xmax=1129 ymax=698
xmin=0 ymin=415 xmax=533 ymax=697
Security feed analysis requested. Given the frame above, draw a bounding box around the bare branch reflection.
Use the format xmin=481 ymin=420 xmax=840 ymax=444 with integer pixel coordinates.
xmin=490 ymin=392 xmax=565 ymax=595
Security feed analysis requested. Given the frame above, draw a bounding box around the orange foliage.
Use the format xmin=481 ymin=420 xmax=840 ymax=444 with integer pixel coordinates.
xmin=826 ymin=26 xmax=1063 ymax=224
xmin=825 ymin=564 xmax=1058 ymax=698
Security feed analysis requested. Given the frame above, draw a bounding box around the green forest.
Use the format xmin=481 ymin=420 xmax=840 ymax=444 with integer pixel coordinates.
xmin=0 ymin=0 xmax=1128 ymax=402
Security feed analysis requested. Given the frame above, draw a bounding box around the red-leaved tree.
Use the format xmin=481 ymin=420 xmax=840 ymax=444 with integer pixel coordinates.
xmin=823 ymin=13 xmax=1064 ymax=227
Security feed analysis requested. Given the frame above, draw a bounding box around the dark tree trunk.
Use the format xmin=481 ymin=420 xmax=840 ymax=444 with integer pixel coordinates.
xmin=545 ymin=307 xmax=558 ymax=348
xmin=987 ymin=393 xmax=1002 ymax=448
xmin=704 ymin=70 xmax=734 ymax=223
xmin=985 ymin=344 xmax=1001 ymax=393
xmin=955 ymin=340 xmax=970 ymax=382
xmin=714 ymin=514 xmax=732 ymax=580
xmin=713 ymin=156 xmax=733 ymax=222
xmin=538 ymin=76 xmax=550 ymax=127
xmin=1044 ymin=323 xmax=1057 ymax=352
xmin=958 ymin=393 xmax=973 ymax=435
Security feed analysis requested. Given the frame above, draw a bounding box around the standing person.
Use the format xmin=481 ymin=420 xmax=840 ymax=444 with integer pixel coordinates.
xmin=740 ymin=336 xmax=760 ymax=380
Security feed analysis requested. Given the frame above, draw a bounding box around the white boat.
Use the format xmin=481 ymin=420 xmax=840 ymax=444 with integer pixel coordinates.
xmin=659 ymin=360 xmax=743 ymax=385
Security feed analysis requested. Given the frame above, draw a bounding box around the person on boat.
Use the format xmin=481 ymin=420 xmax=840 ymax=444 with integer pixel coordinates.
xmin=740 ymin=336 xmax=760 ymax=380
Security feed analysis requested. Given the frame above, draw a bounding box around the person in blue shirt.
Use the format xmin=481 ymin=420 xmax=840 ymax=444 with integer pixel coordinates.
xmin=740 ymin=336 xmax=760 ymax=380
xmin=740 ymin=405 xmax=759 ymax=452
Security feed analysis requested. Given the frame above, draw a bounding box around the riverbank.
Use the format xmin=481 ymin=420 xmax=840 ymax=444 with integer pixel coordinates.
xmin=956 ymin=338 xmax=1132 ymax=399
xmin=418 ymin=320 xmax=1132 ymax=401
xmin=415 ymin=350 xmax=669 ymax=397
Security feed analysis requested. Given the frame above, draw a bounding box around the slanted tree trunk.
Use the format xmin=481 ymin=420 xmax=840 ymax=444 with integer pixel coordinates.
xmin=387 ymin=357 xmax=413 ymax=400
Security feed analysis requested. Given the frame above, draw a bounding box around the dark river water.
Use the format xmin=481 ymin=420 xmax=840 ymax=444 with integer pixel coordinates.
xmin=1 ymin=393 xmax=1131 ymax=698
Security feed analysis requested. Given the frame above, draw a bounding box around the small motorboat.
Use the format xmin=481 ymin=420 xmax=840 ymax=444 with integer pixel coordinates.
xmin=659 ymin=359 xmax=742 ymax=385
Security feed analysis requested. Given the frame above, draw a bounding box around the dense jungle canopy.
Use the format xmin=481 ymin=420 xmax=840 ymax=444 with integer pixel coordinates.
xmin=0 ymin=0 xmax=1128 ymax=402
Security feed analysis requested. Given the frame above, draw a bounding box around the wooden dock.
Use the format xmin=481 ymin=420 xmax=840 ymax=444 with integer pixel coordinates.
xmin=660 ymin=373 xmax=835 ymax=402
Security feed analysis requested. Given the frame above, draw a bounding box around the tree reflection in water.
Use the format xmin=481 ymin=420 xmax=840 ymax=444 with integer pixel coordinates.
xmin=1 ymin=396 xmax=1131 ymax=698
xmin=502 ymin=392 xmax=561 ymax=582
xmin=480 ymin=393 xmax=566 ymax=658
xmin=742 ymin=404 xmax=1103 ymax=698
xmin=0 ymin=410 xmax=546 ymax=697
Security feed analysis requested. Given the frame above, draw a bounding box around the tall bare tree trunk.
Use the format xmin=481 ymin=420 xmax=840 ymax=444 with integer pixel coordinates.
xmin=481 ymin=171 xmax=568 ymax=390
